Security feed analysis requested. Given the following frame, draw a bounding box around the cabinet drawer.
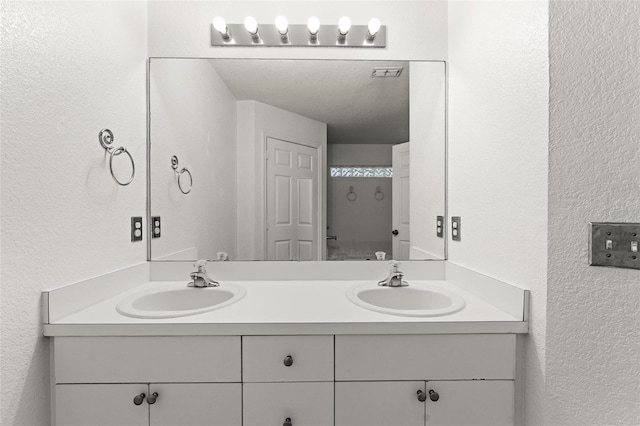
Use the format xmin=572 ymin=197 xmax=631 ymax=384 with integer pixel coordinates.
xmin=243 ymin=336 xmax=333 ymax=382
xmin=54 ymin=336 xmax=240 ymax=383
xmin=335 ymin=334 xmax=515 ymax=380
xmin=243 ymin=382 xmax=334 ymax=426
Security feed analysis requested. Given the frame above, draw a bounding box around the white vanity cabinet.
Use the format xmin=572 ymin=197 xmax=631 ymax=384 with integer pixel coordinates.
xmin=241 ymin=336 xmax=334 ymax=426
xmin=334 ymin=334 xmax=516 ymax=426
xmin=51 ymin=334 xmax=517 ymax=426
xmin=51 ymin=336 xmax=242 ymax=426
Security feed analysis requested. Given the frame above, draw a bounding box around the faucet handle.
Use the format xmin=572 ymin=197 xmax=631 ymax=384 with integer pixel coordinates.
xmin=194 ymin=259 xmax=207 ymax=272
xmin=390 ymin=260 xmax=402 ymax=272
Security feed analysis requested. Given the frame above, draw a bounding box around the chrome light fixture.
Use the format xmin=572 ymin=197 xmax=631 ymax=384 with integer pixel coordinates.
xmin=275 ymin=16 xmax=289 ymax=43
xmin=212 ymin=16 xmax=231 ymax=41
xmin=366 ymin=18 xmax=381 ymax=43
xmin=337 ymin=16 xmax=351 ymax=44
xmin=210 ymin=16 xmax=385 ymax=48
xmin=243 ymin=16 xmax=260 ymax=43
xmin=307 ymin=16 xmax=320 ymax=43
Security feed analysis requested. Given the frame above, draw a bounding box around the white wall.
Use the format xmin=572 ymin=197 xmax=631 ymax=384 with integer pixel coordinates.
xmin=0 ymin=1 xmax=148 ymax=424
xmin=236 ymin=101 xmax=327 ymax=260
xmin=547 ymin=1 xmax=640 ymax=424
xmin=447 ymin=2 xmax=549 ymax=424
xmin=148 ymin=1 xmax=447 ymax=61
xmin=327 ymin=144 xmax=393 ymax=259
xmin=410 ymin=62 xmax=446 ymax=259
xmin=149 ymin=59 xmax=238 ymax=260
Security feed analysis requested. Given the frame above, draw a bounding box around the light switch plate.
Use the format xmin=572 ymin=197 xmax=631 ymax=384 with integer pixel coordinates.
xmin=451 ymin=216 xmax=461 ymax=241
xmin=151 ymin=216 xmax=161 ymax=239
xmin=436 ymin=216 xmax=444 ymax=238
xmin=131 ymin=217 xmax=143 ymax=242
xmin=589 ymin=222 xmax=640 ymax=270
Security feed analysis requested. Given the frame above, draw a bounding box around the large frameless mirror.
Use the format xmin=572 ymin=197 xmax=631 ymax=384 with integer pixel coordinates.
xmin=149 ymin=58 xmax=445 ymax=261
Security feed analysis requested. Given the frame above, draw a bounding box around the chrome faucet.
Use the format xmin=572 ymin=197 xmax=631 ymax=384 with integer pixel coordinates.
xmin=378 ymin=260 xmax=408 ymax=287
xmin=188 ymin=260 xmax=219 ymax=288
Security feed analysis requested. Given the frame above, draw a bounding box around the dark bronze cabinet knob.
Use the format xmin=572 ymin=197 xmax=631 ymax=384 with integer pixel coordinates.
xmin=283 ymin=355 xmax=294 ymax=367
xmin=283 ymin=417 xmax=292 ymax=426
xmin=147 ymin=392 xmax=159 ymax=405
xmin=392 ymin=229 xmax=399 ymax=236
xmin=428 ymin=389 xmax=440 ymax=401
xmin=133 ymin=393 xmax=146 ymax=405
xmin=416 ymin=390 xmax=427 ymax=402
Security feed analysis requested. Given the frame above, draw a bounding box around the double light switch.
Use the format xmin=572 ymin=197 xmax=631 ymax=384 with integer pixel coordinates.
xmin=589 ymin=222 xmax=640 ymax=270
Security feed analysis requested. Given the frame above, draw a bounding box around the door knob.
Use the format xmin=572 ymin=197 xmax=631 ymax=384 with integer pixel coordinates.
xmin=392 ymin=229 xmax=399 ymax=236
xmin=428 ymin=389 xmax=440 ymax=401
xmin=416 ymin=390 xmax=427 ymax=402
xmin=283 ymin=355 xmax=294 ymax=367
xmin=283 ymin=417 xmax=292 ymax=426
xmin=147 ymin=392 xmax=159 ymax=405
xmin=133 ymin=393 xmax=146 ymax=405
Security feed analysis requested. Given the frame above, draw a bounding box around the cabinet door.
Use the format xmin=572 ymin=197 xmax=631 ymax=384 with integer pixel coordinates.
xmin=243 ymin=382 xmax=333 ymax=426
xmin=335 ymin=381 xmax=425 ymax=426
xmin=55 ymin=384 xmax=148 ymax=426
xmin=425 ymin=381 xmax=514 ymax=426
xmin=149 ymin=383 xmax=241 ymax=426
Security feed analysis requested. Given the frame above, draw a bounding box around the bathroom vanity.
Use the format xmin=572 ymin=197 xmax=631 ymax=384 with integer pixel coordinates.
xmin=43 ymin=262 xmax=528 ymax=426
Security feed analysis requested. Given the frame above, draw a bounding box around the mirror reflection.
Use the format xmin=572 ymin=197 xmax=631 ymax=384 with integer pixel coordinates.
xmin=149 ymin=58 xmax=445 ymax=261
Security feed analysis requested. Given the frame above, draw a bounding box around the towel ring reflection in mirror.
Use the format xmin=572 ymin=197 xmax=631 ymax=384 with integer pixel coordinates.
xmin=347 ymin=186 xmax=357 ymax=201
xmin=375 ymin=186 xmax=384 ymax=200
xmin=98 ymin=128 xmax=135 ymax=186
xmin=171 ymin=155 xmax=193 ymax=194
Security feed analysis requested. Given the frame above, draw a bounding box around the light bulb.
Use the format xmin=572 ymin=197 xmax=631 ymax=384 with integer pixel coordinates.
xmin=244 ymin=16 xmax=258 ymax=34
xmin=368 ymin=18 xmax=381 ymax=36
xmin=307 ymin=16 xmax=320 ymax=35
xmin=338 ymin=16 xmax=351 ymax=35
xmin=213 ymin=16 xmax=227 ymax=34
xmin=275 ymin=16 xmax=288 ymax=35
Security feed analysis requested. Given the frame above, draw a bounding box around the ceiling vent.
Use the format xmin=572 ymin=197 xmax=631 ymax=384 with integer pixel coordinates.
xmin=372 ymin=67 xmax=403 ymax=77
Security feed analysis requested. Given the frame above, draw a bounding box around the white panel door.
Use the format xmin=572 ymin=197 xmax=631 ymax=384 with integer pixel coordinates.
xmin=392 ymin=142 xmax=411 ymax=260
xmin=335 ymin=381 xmax=425 ymax=426
xmin=149 ymin=383 xmax=241 ymax=426
xmin=243 ymin=382 xmax=334 ymax=426
xmin=267 ymin=137 xmax=319 ymax=261
xmin=425 ymin=381 xmax=514 ymax=426
xmin=55 ymin=384 xmax=148 ymax=426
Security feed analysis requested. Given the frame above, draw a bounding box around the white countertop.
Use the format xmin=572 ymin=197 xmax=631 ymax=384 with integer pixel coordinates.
xmin=44 ymin=279 xmax=528 ymax=336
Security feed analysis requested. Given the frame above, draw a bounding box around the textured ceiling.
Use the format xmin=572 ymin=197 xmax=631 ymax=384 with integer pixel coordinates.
xmin=210 ymin=59 xmax=409 ymax=145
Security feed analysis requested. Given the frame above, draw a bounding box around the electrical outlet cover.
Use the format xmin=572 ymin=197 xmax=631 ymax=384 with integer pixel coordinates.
xmin=131 ymin=217 xmax=143 ymax=242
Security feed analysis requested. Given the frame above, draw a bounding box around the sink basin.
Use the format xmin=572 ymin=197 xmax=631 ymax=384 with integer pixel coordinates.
xmin=346 ymin=282 xmax=465 ymax=317
xmin=116 ymin=282 xmax=246 ymax=319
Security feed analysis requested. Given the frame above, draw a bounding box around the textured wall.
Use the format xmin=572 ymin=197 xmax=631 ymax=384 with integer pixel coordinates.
xmin=547 ymin=1 xmax=640 ymax=424
xmin=0 ymin=1 xmax=147 ymax=424
xmin=447 ymin=2 xmax=549 ymax=424
xmin=149 ymin=59 xmax=238 ymax=260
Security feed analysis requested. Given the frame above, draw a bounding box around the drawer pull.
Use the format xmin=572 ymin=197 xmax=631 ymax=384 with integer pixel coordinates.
xmin=416 ymin=390 xmax=426 ymax=402
xmin=283 ymin=417 xmax=292 ymax=426
xmin=428 ymin=389 xmax=440 ymax=402
xmin=147 ymin=392 xmax=159 ymax=405
xmin=133 ymin=393 xmax=146 ymax=405
xmin=283 ymin=355 xmax=294 ymax=367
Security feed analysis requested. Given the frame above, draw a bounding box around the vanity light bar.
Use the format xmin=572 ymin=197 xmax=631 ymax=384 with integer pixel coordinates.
xmin=211 ymin=18 xmax=386 ymax=48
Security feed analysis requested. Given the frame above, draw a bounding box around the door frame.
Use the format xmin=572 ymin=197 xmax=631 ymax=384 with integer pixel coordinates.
xmin=261 ymin=131 xmax=326 ymax=261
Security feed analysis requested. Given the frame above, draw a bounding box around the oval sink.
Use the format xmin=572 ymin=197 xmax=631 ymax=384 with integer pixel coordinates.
xmin=116 ymin=282 xmax=246 ymax=319
xmin=346 ymin=282 xmax=465 ymax=317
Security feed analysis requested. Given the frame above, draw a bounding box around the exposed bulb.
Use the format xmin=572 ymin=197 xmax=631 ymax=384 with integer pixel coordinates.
xmin=307 ymin=16 xmax=320 ymax=35
xmin=275 ymin=16 xmax=288 ymax=35
xmin=212 ymin=16 xmax=227 ymax=34
xmin=367 ymin=18 xmax=381 ymax=37
xmin=244 ymin=16 xmax=258 ymax=34
xmin=338 ymin=16 xmax=351 ymax=35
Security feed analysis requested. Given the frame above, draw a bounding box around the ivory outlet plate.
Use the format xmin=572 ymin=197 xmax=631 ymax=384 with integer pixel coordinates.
xmin=589 ymin=222 xmax=640 ymax=270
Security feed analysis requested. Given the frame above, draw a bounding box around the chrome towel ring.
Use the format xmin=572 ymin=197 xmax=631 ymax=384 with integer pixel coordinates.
xmin=98 ymin=129 xmax=135 ymax=186
xmin=171 ymin=155 xmax=192 ymax=194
